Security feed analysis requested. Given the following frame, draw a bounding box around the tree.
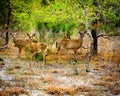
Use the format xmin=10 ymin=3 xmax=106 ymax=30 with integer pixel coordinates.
xmin=76 ymin=0 xmax=120 ymax=55
xmin=0 ymin=0 xmax=11 ymax=48
xmin=75 ymin=0 xmax=120 ymax=72
xmin=91 ymin=0 xmax=120 ymax=54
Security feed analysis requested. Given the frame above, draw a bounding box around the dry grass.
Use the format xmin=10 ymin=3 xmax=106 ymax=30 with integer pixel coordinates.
xmin=48 ymin=69 xmax=60 ymax=73
xmin=0 ymin=36 xmax=120 ymax=95
xmin=85 ymin=91 xmax=99 ymax=96
xmin=0 ymin=61 xmax=4 ymax=65
xmin=45 ymin=84 xmax=76 ymax=95
xmin=112 ymin=87 xmax=120 ymax=95
xmin=93 ymin=73 xmax=120 ymax=95
xmin=101 ymin=51 xmax=113 ymax=61
xmin=12 ymin=76 xmax=29 ymax=82
xmin=12 ymin=76 xmax=42 ymax=90
xmin=22 ymin=70 xmax=35 ymax=75
xmin=6 ymin=69 xmax=18 ymax=74
xmin=45 ymin=84 xmax=93 ymax=95
xmin=6 ymin=65 xmax=21 ymax=75
xmin=10 ymin=65 xmax=21 ymax=70
xmin=116 ymin=66 xmax=120 ymax=72
xmin=0 ymin=78 xmax=10 ymax=88
xmin=75 ymin=85 xmax=93 ymax=92
xmin=110 ymin=81 xmax=120 ymax=95
xmin=92 ymin=80 xmax=113 ymax=88
xmin=42 ymin=75 xmax=54 ymax=83
xmin=0 ymin=44 xmax=18 ymax=58
xmin=0 ymin=86 xmax=28 ymax=96
xmin=101 ymin=73 xmax=119 ymax=82
xmin=25 ymin=79 xmax=41 ymax=90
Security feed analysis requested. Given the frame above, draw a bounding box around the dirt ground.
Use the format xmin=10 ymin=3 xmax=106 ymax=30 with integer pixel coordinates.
xmin=0 ymin=37 xmax=120 ymax=96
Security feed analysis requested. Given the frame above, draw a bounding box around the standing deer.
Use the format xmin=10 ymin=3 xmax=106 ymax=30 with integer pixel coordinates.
xmin=10 ymin=32 xmax=30 ymax=58
xmin=56 ymin=31 xmax=84 ymax=62
xmin=27 ymin=33 xmax=48 ymax=66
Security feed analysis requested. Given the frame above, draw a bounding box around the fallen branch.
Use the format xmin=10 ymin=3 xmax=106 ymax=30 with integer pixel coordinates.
xmin=97 ymin=34 xmax=120 ymax=38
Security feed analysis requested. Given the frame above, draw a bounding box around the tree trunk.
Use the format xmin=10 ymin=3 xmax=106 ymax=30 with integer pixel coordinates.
xmin=66 ymin=31 xmax=71 ymax=39
xmin=5 ymin=0 xmax=11 ymax=45
xmin=85 ymin=42 xmax=94 ymax=72
xmin=91 ymin=29 xmax=98 ymax=55
xmin=39 ymin=31 xmax=42 ymax=41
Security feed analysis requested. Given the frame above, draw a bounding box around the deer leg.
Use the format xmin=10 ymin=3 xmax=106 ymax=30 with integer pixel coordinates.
xmin=74 ymin=50 xmax=77 ymax=60
xmin=56 ymin=52 xmax=58 ymax=63
xmin=73 ymin=50 xmax=79 ymax=75
xmin=29 ymin=53 xmax=33 ymax=67
xmin=42 ymin=53 xmax=46 ymax=66
xmin=56 ymin=51 xmax=62 ymax=63
xmin=56 ymin=48 xmax=60 ymax=63
xmin=29 ymin=53 xmax=35 ymax=67
xmin=18 ymin=48 xmax=22 ymax=59
xmin=33 ymin=53 xmax=36 ymax=66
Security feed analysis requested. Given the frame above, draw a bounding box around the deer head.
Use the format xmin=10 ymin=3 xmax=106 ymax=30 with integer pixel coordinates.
xmin=27 ymin=33 xmax=36 ymax=41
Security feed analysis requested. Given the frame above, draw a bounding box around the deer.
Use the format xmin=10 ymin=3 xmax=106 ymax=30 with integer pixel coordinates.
xmin=56 ymin=31 xmax=84 ymax=63
xmin=10 ymin=32 xmax=31 ymax=58
xmin=27 ymin=33 xmax=48 ymax=66
xmin=10 ymin=32 xmax=38 ymax=58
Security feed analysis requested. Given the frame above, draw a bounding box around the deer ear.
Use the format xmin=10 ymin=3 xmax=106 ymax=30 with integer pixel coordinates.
xmin=79 ymin=31 xmax=82 ymax=34
xmin=15 ymin=32 xmax=18 ymax=35
xmin=26 ymin=33 xmax=30 ymax=37
xmin=32 ymin=33 xmax=36 ymax=37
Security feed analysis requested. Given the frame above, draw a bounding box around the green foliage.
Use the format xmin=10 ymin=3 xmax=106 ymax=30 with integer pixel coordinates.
xmin=36 ymin=22 xmax=44 ymax=31
xmin=60 ymin=22 xmax=76 ymax=32
xmin=0 ymin=0 xmax=10 ymax=26
xmin=10 ymin=0 xmax=36 ymax=31
xmin=51 ymin=24 xmax=60 ymax=33
xmin=0 ymin=57 xmax=4 ymax=62
xmin=1 ymin=0 xmax=119 ymax=35
xmin=35 ymin=53 xmax=43 ymax=61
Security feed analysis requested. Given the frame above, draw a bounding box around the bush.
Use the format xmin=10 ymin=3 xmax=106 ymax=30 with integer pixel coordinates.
xmin=0 ymin=57 xmax=3 ymax=61
xmin=35 ymin=52 xmax=43 ymax=61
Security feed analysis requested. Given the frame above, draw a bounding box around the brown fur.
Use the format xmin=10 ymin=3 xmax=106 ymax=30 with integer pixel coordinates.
xmin=27 ymin=33 xmax=48 ymax=66
xmin=56 ymin=31 xmax=84 ymax=62
xmin=10 ymin=33 xmax=30 ymax=58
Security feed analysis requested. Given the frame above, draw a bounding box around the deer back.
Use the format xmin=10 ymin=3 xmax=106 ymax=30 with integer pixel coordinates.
xmin=57 ymin=31 xmax=84 ymax=50
xmin=10 ymin=32 xmax=30 ymax=48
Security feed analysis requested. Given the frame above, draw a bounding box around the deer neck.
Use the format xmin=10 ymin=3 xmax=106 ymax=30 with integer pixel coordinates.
xmin=78 ymin=36 xmax=83 ymax=43
xmin=29 ymin=39 xmax=33 ymax=47
xmin=13 ymin=38 xmax=16 ymax=43
xmin=78 ymin=35 xmax=83 ymax=39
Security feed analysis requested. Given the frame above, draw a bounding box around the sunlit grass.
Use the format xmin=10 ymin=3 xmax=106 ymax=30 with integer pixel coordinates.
xmin=45 ymin=84 xmax=94 ymax=95
xmin=42 ymin=75 xmax=54 ymax=83
xmin=22 ymin=70 xmax=35 ymax=75
xmin=45 ymin=84 xmax=76 ymax=95
xmin=0 ymin=86 xmax=28 ymax=96
xmin=0 ymin=78 xmax=10 ymax=88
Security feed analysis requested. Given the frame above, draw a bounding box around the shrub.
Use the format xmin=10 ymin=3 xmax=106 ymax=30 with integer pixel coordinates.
xmin=35 ymin=52 xmax=43 ymax=61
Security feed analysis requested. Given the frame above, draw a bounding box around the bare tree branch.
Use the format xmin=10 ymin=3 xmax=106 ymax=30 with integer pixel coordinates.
xmin=0 ymin=44 xmax=8 ymax=49
xmin=97 ymin=34 xmax=120 ymax=38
